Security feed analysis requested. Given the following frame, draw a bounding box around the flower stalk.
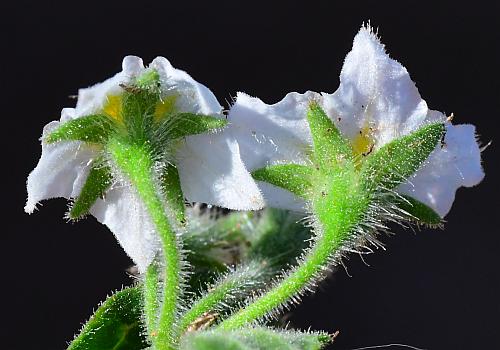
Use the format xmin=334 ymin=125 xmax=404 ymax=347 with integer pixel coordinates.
xmin=107 ymin=138 xmax=182 ymax=349
xmin=218 ymin=167 xmax=368 ymax=329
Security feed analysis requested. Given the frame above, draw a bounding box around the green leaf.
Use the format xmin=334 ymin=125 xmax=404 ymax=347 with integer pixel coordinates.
xmin=247 ymin=208 xmax=312 ymax=269
xmin=397 ymin=195 xmax=442 ymax=226
xmin=68 ymin=162 xmax=113 ymax=220
xmin=183 ymin=210 xmax=254 ymax=288
xmin=164 ymin=113 xmax=227 ymax=140
xmin=160 ymin=163 xmax=186 ymax=224
xmin=252 ymin=164 xmax=314 ymax=199
xmin=182 ymin=208 xmax=314 ymax=291
xmin=68 ymin=286 xmax=148 ymax=350
xmin=307 ymin=102 xmax=352 ymax=169
xmin=361 ymin=122 xmax=445 ymax=191
xmin=180 ymin=327 xmax=330 ymax=350
xmin=45 ymin=115 xmax=115 ymax=144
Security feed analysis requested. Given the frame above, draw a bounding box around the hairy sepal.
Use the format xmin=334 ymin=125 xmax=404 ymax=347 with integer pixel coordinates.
xmin=361 ymin=122 xmax=445 ymax=191
xmin=252 ymin=164 xmax=314 ymax=199
xmin=45 ymin=114 xmax=115 ymax=144
xmin=68 ymin=160 xmax=112 ymax=220
xmin=159 ymin=113 xmax=227 ymax=141
xmin=397 ymin=195 xmax=442 ymax=226
xmin=307 ymin=102 xmax=352 ymax=169
xmin=160 ymin=163 xmax=186 ymax=224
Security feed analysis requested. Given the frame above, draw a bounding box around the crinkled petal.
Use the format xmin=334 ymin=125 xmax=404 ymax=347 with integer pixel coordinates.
xmin=398 ymin=124 xmax=484 ymax=217
xmin=75 ymin=56 xmax=145 ymax=117
xmin=25 ymin=121 xmax=97 ymax=213
xmin=227 ymin=91 xmax=317 ymax=171
xmin=150 ymin=57 xmax=223 ymax=116
xmin=322 ymin=26 xmax=441 ymax=148
xmin=176 ymin=134 xmax=265 ymax=210
xmin=90 ymin=183 xmax=161 ymax=273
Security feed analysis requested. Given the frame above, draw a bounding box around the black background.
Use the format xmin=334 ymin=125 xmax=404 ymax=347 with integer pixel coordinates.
xmin=3 ymin=1 xmax=499 ymax=349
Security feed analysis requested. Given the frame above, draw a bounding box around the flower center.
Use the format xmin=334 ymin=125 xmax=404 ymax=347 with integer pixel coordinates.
xmin=102 ymin=93 xmax=179 ymax=125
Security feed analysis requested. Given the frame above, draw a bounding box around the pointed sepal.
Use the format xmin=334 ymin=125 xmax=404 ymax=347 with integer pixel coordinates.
xmin=45 ymin=115 xmax=115 ymax=144
xmin=307 ymin=102 xmax=352 ymax=169
xmin=160 ymin=163 xmax=186 ymax=224
xmin=161 ymin=113 xmax=227 ymax=141
xmin=361 ymin=122 xmax=445 ymax=191
xmin=397 ymin=195 xmax=442 ymax=226
xmin=67 ymin=286 xmax=148 ymax=350
xmin=252 ymin=164 xmax=314 ymax=199
xmin=68 ymin=161 xmax=112 ymax=220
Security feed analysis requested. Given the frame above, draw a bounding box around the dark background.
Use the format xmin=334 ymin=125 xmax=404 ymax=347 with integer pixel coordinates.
xmin=3 ymin=1 xmax=499 ymax=349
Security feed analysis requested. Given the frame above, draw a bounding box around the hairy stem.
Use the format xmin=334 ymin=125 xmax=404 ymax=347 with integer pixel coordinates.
xmin=218 ymin=171 xmax=368 ymax=329
xmin=143 ymin=262 xmax=160 ymax=335
xmin=179 ymin=261 xmax=266 ymax=335
xmin=108 ymin=138 xmax=181 ymax=350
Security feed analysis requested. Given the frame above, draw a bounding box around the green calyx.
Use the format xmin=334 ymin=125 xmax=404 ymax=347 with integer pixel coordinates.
xmin=45 ymin=69 xmax=226 ymax=221
xmin=252 ymin=102 xmax=445 ymax=223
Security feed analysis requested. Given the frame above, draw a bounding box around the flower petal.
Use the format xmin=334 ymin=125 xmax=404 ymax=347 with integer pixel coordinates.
xmin=322 ymin=26 xmax=441 ymax=149
xmin=75 ymin=56 xmax=145 ymax=117
xmin=226 ymin=91 xmax=317 ymax=171
xmin=176 ymin=134 xmax=265 ymax=210
xmin=398 ymin=123 xmax=484 ymax=217
xmin=90 ymin=183 xmax=161 ymax=273
xmin=223 ymin=91 xmax=321 ymax=209
xmin=255 ymin=181 xmax=307 ymax=211
xmin=150 ymin=57 xmax=223 ymax=116
xmin=25 ymin=121 xmax=97 ymax=213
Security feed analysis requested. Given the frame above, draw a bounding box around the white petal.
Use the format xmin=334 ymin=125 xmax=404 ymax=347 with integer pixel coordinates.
xmin=227 ymin=91 xmax=317 ymax=171
xmin=176 ymin=134 xmax=265 ymax=210
xmin=150 ymin=57 xmax=223 ymax=116
xmin=256 ymin=181 xmax=307 ymax=211
xmin=322 ymin=26 xmax=437 ymax=148
xmin=398 ymin=124 xmax=484 ymax=217
xmin=25 ymin=121 xmax=97 ymax=213
xmin=224 ymin=91 xmax=323 ymax=210
xmin=75 ymin=56 xmax=145 ymax=117
xmin=90 ymin=183 xmax=161 ymax=273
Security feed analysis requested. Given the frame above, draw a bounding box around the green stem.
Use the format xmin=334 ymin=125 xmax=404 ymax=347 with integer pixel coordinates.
xmin=179 ymin=277 xmax=236 ymax=334
xmin=179 ymin=261 xmax=266 ymax=335
xmin=108 ymin=138 xmax=181 ymax=350
xmin=143 ymin=262 xmax=160 ymax=335
xmin=218 ymin=171 xmax=368 ymax=330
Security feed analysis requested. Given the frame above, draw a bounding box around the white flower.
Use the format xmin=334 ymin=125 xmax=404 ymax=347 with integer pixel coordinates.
xmin=25 ymin=56 xmax=264 ymax=272
xmin=224 ymin=26 xmax=484 ymax=217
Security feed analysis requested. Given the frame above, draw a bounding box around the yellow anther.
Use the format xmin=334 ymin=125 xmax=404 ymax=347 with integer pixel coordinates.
xmin=103 ymin=95 xmax=123 ymax=122
xmin=154 ymin=95 xmax=178 ymax=122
